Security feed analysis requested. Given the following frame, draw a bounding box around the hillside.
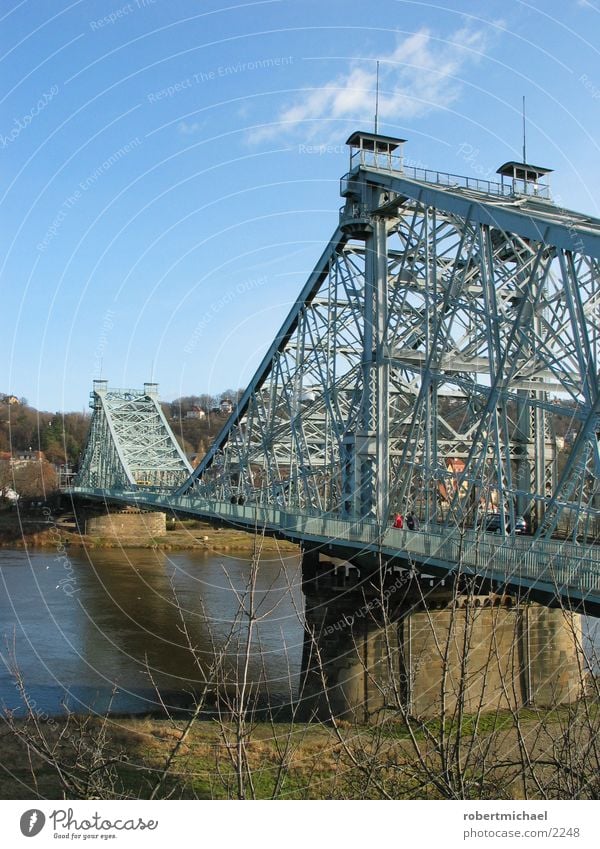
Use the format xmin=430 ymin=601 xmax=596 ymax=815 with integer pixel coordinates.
xmin=0 ymin=390 xmax=243 ymax=472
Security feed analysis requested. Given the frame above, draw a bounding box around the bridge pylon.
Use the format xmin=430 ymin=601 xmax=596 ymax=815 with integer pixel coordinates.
xmin=179 ymin=130 xmax=600 ymax=542
xmin=75 ymin=380 xmax=192 ymax=491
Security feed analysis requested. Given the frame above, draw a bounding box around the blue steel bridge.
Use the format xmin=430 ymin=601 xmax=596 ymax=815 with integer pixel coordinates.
xmin=70 ymin=131 xmax=600 ymax=617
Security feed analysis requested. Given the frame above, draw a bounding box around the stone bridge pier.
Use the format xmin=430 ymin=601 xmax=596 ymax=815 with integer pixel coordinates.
xmin=299 ymin=550 xmax=584 ymax=723
xmin=75 ymin=503 xmax=167 ymax=543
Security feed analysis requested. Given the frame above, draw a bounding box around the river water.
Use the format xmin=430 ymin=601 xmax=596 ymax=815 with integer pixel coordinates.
xmin=1 ymin=547 xmax=599 ymax=718
xmin=0 ymin=548 xmax=304 ymax=717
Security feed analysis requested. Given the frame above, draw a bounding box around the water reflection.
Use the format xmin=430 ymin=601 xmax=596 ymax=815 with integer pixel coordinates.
xmin=0 ymin=548 xmax=303 ymax=716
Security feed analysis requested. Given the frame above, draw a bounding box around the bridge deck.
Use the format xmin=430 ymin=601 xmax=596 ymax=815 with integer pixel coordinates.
xmin=71 ymin=487 xmax=600 ymax=617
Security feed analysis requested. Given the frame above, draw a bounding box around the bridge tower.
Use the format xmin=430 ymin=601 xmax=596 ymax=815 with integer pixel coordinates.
xmin=179 ymin=130 xmax=600 ymax=545
xmin=76 ymin=380 xmax=192 ymax=492
xmin=339 ymin=133 xmax=404 ymax=520
xmin=73 ymin=380 xmax=194 ymax=542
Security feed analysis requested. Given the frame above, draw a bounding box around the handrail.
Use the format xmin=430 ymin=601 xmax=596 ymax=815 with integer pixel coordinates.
xmin=401 ymin=165 xmax=552 ymax=201
xmin=344 ymin=160 xmax=552 ymax=201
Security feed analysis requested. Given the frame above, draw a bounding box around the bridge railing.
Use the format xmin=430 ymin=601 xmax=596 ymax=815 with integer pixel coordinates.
xmin=401 ymin=165 xmax=513 ymax=198
xmin=169 ymin=497 xmax=600 ymax=594
xmin=350 ymin=162 xmax=553 ymax=202
xmin=399 ymin=166 xmax=551 ymax=201
xmin=383 ymin=525 xmax=600 ymax=594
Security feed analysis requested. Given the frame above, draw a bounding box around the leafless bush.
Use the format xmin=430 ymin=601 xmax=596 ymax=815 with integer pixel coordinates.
xmin=2 ymin=657 xmax=136 ymax=799
xmin=300 ymin=549 xmax=599 ymax=800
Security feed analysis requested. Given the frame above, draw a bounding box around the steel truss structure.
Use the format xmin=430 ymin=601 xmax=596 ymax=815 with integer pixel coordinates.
xmin=178 ymin=132 xmax=600 ymax=542
xmin=76 ymin=381 xmax=192 ymax=491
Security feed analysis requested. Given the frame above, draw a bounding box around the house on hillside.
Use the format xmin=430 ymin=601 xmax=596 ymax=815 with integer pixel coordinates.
xmin=185 ymin=405 xmax=206 ymax=420
xmin=220 ymin=398 xmax=234 ymax=414
xmin=0 ymin=394 xmax=19 ymax=405
xmin=10 ymin=450 xmax=46 ymax=468
xmin=0 ymin=486 xmax=19 ymax=503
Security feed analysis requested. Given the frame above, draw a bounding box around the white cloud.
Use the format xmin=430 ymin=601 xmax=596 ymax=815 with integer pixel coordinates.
xmin=248 ymin=24 xmax=496 ymax=143
xmin=178 ymin=120 xmax=203 ymax=136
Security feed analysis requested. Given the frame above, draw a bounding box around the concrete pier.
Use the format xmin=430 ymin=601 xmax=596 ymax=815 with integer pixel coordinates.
xmin=78 ymin=506 xmax=166 ymax=543
xmin=299 ymin=553 xmax=583 ymax=722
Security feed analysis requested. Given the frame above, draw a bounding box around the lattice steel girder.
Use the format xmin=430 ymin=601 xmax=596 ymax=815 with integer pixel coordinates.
xmin=76 ymin=385 xmax=192 ymax=491
xmin=368 ymin=170 xmax=600 ymax=257
xmin=180 ymin=156 xmax=600 ymax=541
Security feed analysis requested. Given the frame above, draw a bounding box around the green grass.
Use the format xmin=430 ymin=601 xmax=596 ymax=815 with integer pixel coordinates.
xmin=2 ymin=703 xmax=597 ymax=800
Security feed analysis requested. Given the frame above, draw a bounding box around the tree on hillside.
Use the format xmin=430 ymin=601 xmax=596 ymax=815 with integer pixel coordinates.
xmin=12 ymin=459 xmax=57 ymax=499
xmin=5 ymin=405 xmax=50 ymax=452
xmin=40 ymin=413 xmax=90 ymax=467
xmin=0 ymin=458 xmax=12 ymax=495
xmin=0 ymin=425 xmax=9 ymax=452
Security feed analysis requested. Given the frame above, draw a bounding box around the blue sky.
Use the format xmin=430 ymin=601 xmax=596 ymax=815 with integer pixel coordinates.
xmin=1 ymin=0 xmax=599 ymax=412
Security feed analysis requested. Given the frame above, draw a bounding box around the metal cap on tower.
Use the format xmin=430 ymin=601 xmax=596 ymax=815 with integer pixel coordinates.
xmin=345 ymin=130 xmax=406 ymax=172
xmin=496 ymin=160 xmax=553 ymax=198
xmin=345 ymin=131 xmax=406 ymax=151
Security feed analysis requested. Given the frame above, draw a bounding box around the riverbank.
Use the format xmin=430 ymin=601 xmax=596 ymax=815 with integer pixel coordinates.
xmin=0 ymin=510 xmax=298 ymax=554
xmin=0 ymin=714 xmax=339 ymax=799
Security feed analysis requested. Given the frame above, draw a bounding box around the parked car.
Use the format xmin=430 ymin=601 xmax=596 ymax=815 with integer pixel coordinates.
xmin=478 ymin=512 xmax=527 ymax=534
